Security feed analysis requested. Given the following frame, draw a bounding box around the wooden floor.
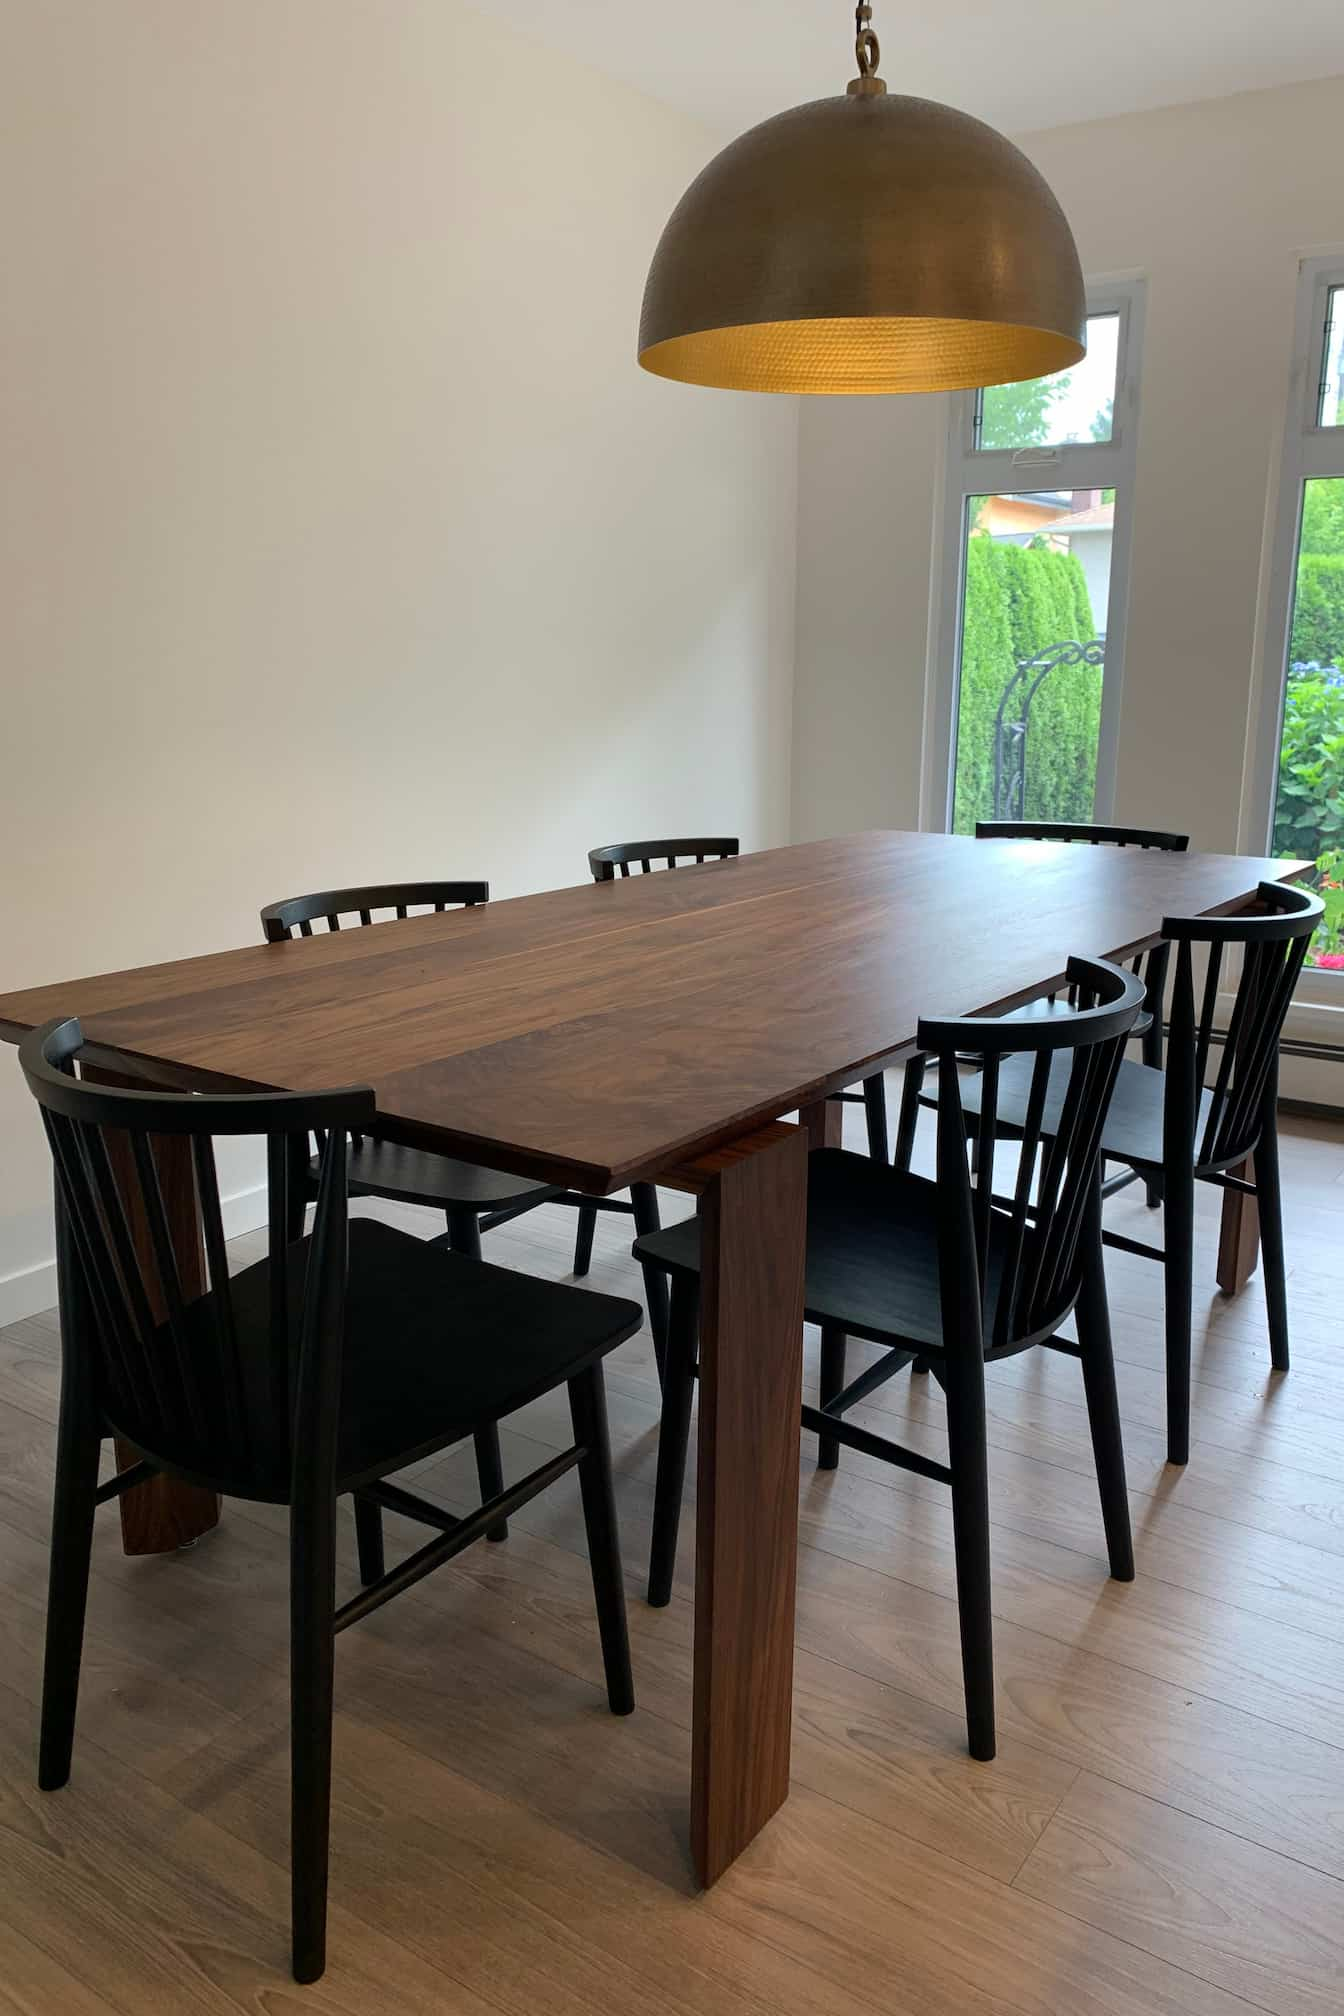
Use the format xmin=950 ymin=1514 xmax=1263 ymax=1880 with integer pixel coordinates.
xmin=1 ymin=1087 xmax=1343 ymax=2013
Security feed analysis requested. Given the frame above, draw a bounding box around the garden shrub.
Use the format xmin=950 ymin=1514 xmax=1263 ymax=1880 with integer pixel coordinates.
xmin=1289 ymin=555 xmax=1344 ymax=670
xmin=1273 ymin=663 xmax=1344 ymax=963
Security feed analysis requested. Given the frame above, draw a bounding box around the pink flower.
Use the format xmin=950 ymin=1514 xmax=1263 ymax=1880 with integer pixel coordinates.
xmin=1314 ymin=952 xmax=1344 ymax=969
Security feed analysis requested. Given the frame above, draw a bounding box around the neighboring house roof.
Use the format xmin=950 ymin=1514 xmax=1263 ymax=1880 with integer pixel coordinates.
xmin=1034 ymin=501 xmax=1115 ymax=532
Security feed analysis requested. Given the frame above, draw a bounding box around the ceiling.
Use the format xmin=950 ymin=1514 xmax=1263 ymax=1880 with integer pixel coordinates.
xmin=475 ymin=1 xmax=1344 ymax=139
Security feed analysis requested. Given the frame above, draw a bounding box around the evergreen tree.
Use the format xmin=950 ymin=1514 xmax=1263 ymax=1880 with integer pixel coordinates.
xmin=953 ymin=539 xmax=1098 ymax=832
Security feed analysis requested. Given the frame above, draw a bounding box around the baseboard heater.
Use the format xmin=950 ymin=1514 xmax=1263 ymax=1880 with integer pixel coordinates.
xmin=1175 ymin=1023 xmax=1344 ymax=1122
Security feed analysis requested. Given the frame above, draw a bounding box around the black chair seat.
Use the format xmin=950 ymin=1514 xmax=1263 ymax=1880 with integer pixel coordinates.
xmin=938 ymin=1054 xmax=1213 ymax=1176
xmin=635 ymin=1149 xmax=1025 ymax=1355
xmin=335 ymin=1138 xmax=558 ymax=1213
xmin=158 ymin=1219 xmax=641 ymax=1493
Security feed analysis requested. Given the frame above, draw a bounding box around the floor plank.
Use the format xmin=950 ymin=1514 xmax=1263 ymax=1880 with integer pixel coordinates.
xmin=1014 ymin=1771 xmax=1344 ymax=2016
xmin=0 ymin=1086 xmax=1341 ymax=2009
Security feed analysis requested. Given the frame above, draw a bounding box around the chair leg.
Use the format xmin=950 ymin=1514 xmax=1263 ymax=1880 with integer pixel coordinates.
xmin=1074 ymin=1202 xmax=1134 ymax=1581
xmin=573 ymin=1203 xmax=597 ymax=1277
xmin=38 ymin=1360 xmax=101 ymax=1792
xmin=447 ymin=1207 xmax=508 ymax=1541
xmin=352 ymin=1494 xmax=385 ymax=1586
xmin=472 ymin=1424 xmax=508 ymax=1544
xmin=817 ymin=1326 xmax=846 ymax=1470
xmin=568 ymin=1364 xmax=634 ymax=1715
xmin=1163 ymin=1164 xmax=1196 ymax=1466
xmin=862 ymin=1074 xmax=889 ymax=1163
xmin=630 ymin=1182 xmax=670 ymax=1386
xmin=894 ymin=1055 xmax=927 ymax=1172
xmin=648 ymin=1277 xmax=697 ymax=1607
xmin=289 ymin=1490 xmax=337 ymax=1984
xmin=943 ymin=1340 xmax=995 ymax=1762
xmin=1256 ymin=1077 xmax=1290 ymax=1373
xmin=911 ymin=1357 xmax=931 ymax=1376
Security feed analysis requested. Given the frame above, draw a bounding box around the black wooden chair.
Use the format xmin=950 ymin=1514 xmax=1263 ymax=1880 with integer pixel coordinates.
xmin=589 ymin=836 xmax=891 ymax=1167
xmin=971 ymin=822 xmax=1188 ymax=1065
xmin=264 ymin=881 xmax=674 ymax=1389
xmin=260 ymin=883 xmax=559 ymax=1246
xmin=22 ymin=1016 xmax=640 ymax=1984
xmin=587 ymin=838 xmax=741 ymax=879
xmin=590 ymin=836 xmax=890 ymax=1158
xmin=572 ymin=842 xmax=742 ymax=1345
xmin=896 ymin=824 xmax=1189 ymax=1215
xmin=911 ymin=880 xmax=1323 ymax=1464
xmin=581 ymin=835 xmax=885 ymax=1362
xmin=633 ymin=957 xmax=1146 ymax=1761
xmin=261 ymin=881 xmax=569 ymax=1543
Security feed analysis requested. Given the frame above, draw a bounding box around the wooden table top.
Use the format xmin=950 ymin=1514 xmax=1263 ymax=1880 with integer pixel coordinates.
xmin=0 ymin=833 xmax=1307 ymax=1191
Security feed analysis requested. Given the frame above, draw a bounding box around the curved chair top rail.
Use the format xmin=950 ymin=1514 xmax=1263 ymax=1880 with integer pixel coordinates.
xmin=1162 ymin=878 xmax=1324 ymax=944
xmin=260 ymin=882 xmax=489 ymax=940
xmin=588 ymin=838 xmax=739 ymax=880
xmin=917 ymin=958 xmax=1146 ymax=1060
xmin=21 ymin=1018 xmax=374 ymax=1135
xmin=974 ymin=821 xmax=1190 ymax=852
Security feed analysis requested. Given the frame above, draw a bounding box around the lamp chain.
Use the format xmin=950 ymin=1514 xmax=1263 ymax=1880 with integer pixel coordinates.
xmin=855 ymin=3 xmax=880 ymax=79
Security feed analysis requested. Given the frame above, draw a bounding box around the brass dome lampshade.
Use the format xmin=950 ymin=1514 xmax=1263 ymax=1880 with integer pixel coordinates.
xmin=638 ymin=5 xmax=1085 ymax=395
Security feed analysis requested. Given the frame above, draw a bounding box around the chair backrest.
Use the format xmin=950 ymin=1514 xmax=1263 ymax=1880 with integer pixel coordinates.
xmin=588 ymin=838 xmax=739 ymax=881
xmin=974 ymin=821 xmax=1190 ymax=1008
xmin=21 ymin=1018 xmax=375 ymax=1499
xmin=919 ymin=958 xmax=1145 ymax=1356
xmin=260 ymin=881 xmax=488 ymax=940
xmin=974 ymin=822 xmax=1189 ymax=851
xmin=1163 ymin=880 xmax=1323 ymax=1173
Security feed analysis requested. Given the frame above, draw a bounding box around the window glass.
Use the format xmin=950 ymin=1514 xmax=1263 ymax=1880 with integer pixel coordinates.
xmin=1272 ymin=476 xmax=1344 ymax=967
xmin=952 ymin=489 xmax=1113 ymax=835
xmin=1319 ymin=287 xmax=1342 ymax=428
xmin=976 ymin=313 xmax=1119 ymax=452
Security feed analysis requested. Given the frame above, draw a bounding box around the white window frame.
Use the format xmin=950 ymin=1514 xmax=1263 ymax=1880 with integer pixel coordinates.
xmin=924 ymin=276 xmax=1147 ymax=833
xmin=1246 ymin=256 xmax=1344 ymax=1013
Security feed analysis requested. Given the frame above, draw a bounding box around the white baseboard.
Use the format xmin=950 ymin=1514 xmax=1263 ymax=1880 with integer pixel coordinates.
xmin=0 ymin=1182 xmax=269 ymax=1330
xmin=0 ymin=1256 xmax=65 ymax=1328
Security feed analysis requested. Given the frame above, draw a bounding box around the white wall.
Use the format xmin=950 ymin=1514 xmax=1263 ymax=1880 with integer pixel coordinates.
xmin=0 ymin=0 xmax=798 ymax=1318
xmin=792 ymin=73 xmax=1344 ymax=856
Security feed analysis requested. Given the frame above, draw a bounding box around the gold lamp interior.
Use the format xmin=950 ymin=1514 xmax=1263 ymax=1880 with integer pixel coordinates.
xmin=639 ymin=317 xmax=1084 ymax=397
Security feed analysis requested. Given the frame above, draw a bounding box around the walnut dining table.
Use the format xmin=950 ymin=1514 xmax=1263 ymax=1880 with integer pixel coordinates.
xmin=0 ymin=830 xmax=1306 ymax=1889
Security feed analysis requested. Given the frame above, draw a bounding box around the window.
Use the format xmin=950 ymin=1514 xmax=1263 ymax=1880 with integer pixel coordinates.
xmin=1258 ymin=258 xmax=1344 ymax=973
xmin=929 ymin=283 xmax=1145 ymax=835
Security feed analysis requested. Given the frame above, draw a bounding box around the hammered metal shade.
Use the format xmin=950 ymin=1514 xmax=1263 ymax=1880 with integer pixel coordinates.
xmin=638 ymin=90 xmax=1086 ymax=395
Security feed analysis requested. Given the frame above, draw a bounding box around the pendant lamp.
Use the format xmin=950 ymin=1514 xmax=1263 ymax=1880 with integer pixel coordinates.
xmin=638 ymin=5 xmax=1085 ymax=394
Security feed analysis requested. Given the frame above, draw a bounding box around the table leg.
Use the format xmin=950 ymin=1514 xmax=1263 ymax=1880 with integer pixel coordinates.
xmin=80 ymin=1065 xmax=221 ymax=1554
xmin=801 ymin=1097 xmax=843 ymax=1151
xmin=1216 ymin=1158 xmax=1260 ymax=1296
xmin=691 ymin=1122 xmax=808 ymax=1886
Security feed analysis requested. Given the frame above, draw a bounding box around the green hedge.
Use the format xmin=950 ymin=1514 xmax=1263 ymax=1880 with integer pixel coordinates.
xmin=952 ymin=537 xmax=1099 ymax=834
xmin=1290 ymin=554 xmax=1344 ymax=669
